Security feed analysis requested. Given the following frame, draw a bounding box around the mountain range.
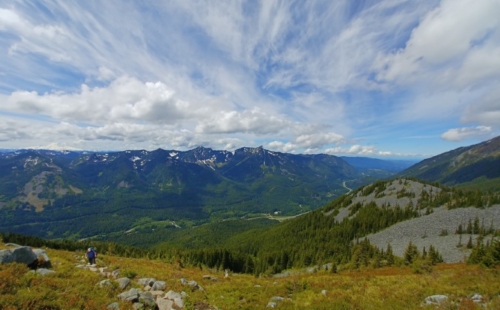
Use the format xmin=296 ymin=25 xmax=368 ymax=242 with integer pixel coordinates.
xmin=0 ymin=136 xmax=499 ymax=244
xmin=0 ymin=146 xmax=370 ymax=239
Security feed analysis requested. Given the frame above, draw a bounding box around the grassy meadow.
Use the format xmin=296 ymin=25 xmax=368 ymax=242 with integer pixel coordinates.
xmin=1 ymin=241 xmax=500 ymax=309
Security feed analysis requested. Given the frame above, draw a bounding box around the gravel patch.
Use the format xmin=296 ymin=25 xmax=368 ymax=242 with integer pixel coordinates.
xmin=366 ymin=205 xmax=500 ymax=262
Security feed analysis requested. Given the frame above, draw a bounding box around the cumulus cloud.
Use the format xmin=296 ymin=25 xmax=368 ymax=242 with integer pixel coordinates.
xmin=441 ymin=126 xmax=492 ymax=142
xmin=5 ymin=76 xmax=199 ymax=125
xmin=324 ymin=145 xmax=393 ymax=156
xmin=293 ymin=132 xmax=345 ymax=149
xmin=195 ymin=108 xmax=290 ymax=135
xmin=266 ymin=141 xmax=297 ymax=153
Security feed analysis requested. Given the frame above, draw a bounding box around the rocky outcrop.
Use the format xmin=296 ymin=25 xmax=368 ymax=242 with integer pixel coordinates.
xmin=0 ymin=245 xmax=52 ymax=268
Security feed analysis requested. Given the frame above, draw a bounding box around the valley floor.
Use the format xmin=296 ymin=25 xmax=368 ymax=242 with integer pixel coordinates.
xmin=1 ymin=242 xmax=500 ymax=309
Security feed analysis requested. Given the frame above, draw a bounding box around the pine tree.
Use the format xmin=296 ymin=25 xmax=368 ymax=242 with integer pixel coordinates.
xmin=404 ymin=241 xmax=419 ymax=265
xmin=386 ymin=243 xmax=395 ymax=266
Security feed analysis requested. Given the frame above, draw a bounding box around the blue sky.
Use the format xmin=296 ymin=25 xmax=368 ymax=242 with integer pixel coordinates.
xmin=0 ymin=0 xmax=499 ymax=159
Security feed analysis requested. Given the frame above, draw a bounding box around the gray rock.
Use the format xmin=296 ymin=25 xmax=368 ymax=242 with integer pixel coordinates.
xmin=425 ymin=295 xmax=448 ymax=305
xmin=11 ymin=246 xmax=38 ymax=266
xmin=271 ymin=296 xmax=285 ymax=302
xmin=111 ymin=269 xmax=121 ymax=279
xmin=107 ymin=302 xmax=120 ymax=310
xmin=118 ymin=288 xmax=139 ymax=302
xmin=150 ymin=290 xmax=165 ymax=298
xmin=32 ymin=249 xmax=51 ymax=268
xmin=99 ymin=279 xmax=113 ymax=288
xmin=0 ymin=250 xmax=13 ymax=264
xmin=139 ymin=291 xmax=156 ymax=307
xmin=469 ymin=293 xmax=483 ymax=303
xmin=321 ymin=290 xmax=327 ymax=296
xmin=181 ymin=278 xmax=202 ymax=290
xmin=138 ymin=277 xmax=156 ymax=287
xmin=152 ymin=280 xmax=166 ymax=291
xmin=164 ymin=290 xmax=184 ymax=308
xmin=156 ymin=298 xmax=174 ymax=310
xmin=267 ymin=302 xmax=277 ymax=308
xmin=117 ymin=277 xmax=131 ymax=291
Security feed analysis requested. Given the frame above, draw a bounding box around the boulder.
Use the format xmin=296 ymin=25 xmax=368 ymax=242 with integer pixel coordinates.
xmin=32 ymin=249 xmax=51 ymax=268
xmin=0 ymin=250 xmax=13 ymax=264
xmin=267 ymin=302 xmax=277 ymax=308
xmin=152 ymin=280 xmax=166 ymax=291
xmin=139 ymin=291 xmax=156 ymax=308
xmin=107 ymin=302 xmax=120 ymax=310
xmin=138 ymin=277 xmax=156 ymax=287
xmin=117 ymin=277 xmax=131 ymax=291
xmin=10 ymin=246 xmax=38 ymax=266
xmin=118 ymin=288 xmax=139 ymax=302
xmin=98 ymin=279 xmax=113 ymax=288
xmin=469 ymin=293 xmax=483 ymax=303
xmin=111 ymin=269 xmax=121 ymax=279
xmin=158 ymin=290 xmax=185 ymax=309
xmin=424 ymin=295 xmax=448 ymax=305
xmin=180 ymin=278 xmax=203 ymax=291
xmin=156 ymin=298 xmax=174 ymax=310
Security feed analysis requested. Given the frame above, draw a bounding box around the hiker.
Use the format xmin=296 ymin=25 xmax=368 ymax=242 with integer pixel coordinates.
xmin=86 ymin=247 xmax=97 ymax=265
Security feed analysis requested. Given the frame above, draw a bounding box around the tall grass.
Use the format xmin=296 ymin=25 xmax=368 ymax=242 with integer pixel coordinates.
xmin=1 ymin=242 xmax=499 ymax=309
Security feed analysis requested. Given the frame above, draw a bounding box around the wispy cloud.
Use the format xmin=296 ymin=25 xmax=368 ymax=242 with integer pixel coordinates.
xmin=0 ymin=0 xmax=499 ymax=157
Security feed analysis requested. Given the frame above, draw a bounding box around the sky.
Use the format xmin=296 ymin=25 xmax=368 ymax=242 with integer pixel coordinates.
xmin=0 ymin=0 xmax=499 ymax=159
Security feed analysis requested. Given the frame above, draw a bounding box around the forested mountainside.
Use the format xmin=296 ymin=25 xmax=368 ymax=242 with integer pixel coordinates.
xmin=0 ymin=146 xmax=361 ymax=239
xmin=399 ymin=135 xmax=500 ymax=191
xmin=3 ymin=178 xmax=498 ymax=278
xmin=149 ymin=178 xmax=500 ymax=275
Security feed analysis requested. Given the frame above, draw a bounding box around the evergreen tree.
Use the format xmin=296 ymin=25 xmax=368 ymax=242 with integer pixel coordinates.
xmin=385 ymin=243 xmax=395 ymax=266
xmin=404 ymin=241 xmax=419 ymax=265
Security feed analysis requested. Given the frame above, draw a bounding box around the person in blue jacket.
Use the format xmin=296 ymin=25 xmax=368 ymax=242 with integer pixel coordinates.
xmin=86 ymin=247 xmax=97 ymax=265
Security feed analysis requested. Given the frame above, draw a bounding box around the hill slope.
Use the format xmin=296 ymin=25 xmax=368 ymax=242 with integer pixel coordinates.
xmin=155 ymin=178 xmax=500 ymax=273
xmin=398 ymin=135 xmax=500 ymax=190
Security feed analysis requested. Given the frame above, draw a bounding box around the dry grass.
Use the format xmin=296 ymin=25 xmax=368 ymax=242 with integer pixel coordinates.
xmin=1 ymin=242 xmax=499 ymax=309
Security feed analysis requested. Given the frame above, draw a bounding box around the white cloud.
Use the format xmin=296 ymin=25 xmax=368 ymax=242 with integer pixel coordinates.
xmin=266 ymin=141 xmax=297 ymax=153
xmin=195 ymin=108 xmax=291 ymax=135
xmin=5 ymin=76 xmax=203 ymax=125
xmin=377 ymin=0 xmax=500 ymax=87
xmin=324 ymin=145 xmax=393 ymax=156
xmin=293 ymin=132 xmax=344 ymax=149
xmin=1 ymin=1 xmax=499 ymax=156
xmin=441 ymin=126 xmax=492 ymax=141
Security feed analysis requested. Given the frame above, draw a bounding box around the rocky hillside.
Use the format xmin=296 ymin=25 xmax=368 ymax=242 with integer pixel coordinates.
xmin=327 ymin=178 xmax=500 ymax=262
